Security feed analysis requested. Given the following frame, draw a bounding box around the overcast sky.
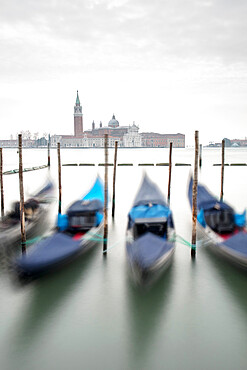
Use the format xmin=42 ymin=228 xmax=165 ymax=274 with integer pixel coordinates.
xmin=1 ymin=0 xmax=247 ymax=145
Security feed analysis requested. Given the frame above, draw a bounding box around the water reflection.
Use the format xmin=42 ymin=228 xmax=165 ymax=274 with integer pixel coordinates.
xmin=203 ymin=248 xmax=247 ymax=319
xmin=10 ymin=245 xmax=100 ymax=354
xmin=1 ymin=148 xmax=247 ymax=370
xmin=125 ymin=264 xmax=175 ymax=369
xmin=0 ymin=205 xmax=56 ymax=274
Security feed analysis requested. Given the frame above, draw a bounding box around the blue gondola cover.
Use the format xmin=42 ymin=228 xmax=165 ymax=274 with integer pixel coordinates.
xmin=132 ymin=175 xmax=167 ymax=207
xmin=219 ymin=231 xmax=247 ymax=256
xmin=129 ymin=204 xmax=170 ymax=224
xmin=127 ymin=232 xmax=173 ymax=269
xmin=15 ymin=175 xmax=104 ymax=278
xmin=126 ymin=174 xmax=175 ymax=279
xmin=234 ymin=211 xmax=246 ymax=227
xmin=128 ymin=174 xmax=172 ymax=229
xmin=188 ymin=176 xmax=247 ymax=267
xmin=16 ymin=233 xmax=82 ymax=275
xmin=188 ymin=177 xmax=233 ymax=212
xmin=57 ymin=176 xmax=104 ymax=230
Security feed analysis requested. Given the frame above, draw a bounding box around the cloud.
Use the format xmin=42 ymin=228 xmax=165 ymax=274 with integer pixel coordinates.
xmin=1 ymin=0 xmax=247 ymax=79
xmin=0 ymin=0 xmax=247 ymax=143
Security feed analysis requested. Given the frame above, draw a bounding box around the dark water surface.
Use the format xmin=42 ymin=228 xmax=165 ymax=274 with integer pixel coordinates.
xmin=0 ymin=147 xmax=247 ymax=370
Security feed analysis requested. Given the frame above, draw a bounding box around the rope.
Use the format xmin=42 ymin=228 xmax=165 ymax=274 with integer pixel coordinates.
xmin=103 ymin=240 xmax=120 ymax=254
xmin=170 ymin=234 xmax=194 ymax=248
xmin=17 ymin=235 xmax=48 ymax=249
xmin=84 ymin=231 xmax=121 ymax=253
xmin=18 ymin=231 xmax=120 ymax=253
xmin=25 ymin=236 xmax=44 ymax=245
xmin=18 ymin=231 xmax=211 ymax=255
xmin=170 ymin=233 xmax=211 ymax=249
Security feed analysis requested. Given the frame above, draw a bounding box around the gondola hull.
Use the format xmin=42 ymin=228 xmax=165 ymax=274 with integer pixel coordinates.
xmin=126 ymin=231 xmax=175 ymax=285
xmin=0 ymin=179 xmax=55 ymax=254
xmin=188 ymin=177 xmax=247 ymax=269
xmin=126 ymin=174 xmax=176 ymax=285
xmin=14 ymin=176 xmax=104 ymax=280
xmin=15 ymin=224 xmax=103 ymax=279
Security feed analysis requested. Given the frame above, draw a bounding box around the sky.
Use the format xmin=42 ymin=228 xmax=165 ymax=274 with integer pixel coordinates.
xmin=0 ymin=0 xmax=247 ymax=145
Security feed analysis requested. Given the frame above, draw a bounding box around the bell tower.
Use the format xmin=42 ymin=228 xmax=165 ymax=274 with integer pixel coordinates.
xmin=74 ymin=91 xmax=83 ymax=137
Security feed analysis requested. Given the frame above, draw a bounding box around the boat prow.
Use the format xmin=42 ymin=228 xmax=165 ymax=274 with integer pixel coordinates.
xmin=188 ymin=176 xmax=247 ymax=270
xmin=126 ymin=173 xmax=176 ymax=285
xmin=13 ymin=175 xmax=104 ymax=280
xmin=126 ymin=232 xmax=175 ymax=285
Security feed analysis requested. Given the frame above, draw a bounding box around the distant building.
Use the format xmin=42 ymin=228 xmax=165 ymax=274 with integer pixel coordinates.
xmin=141 ymin=132 xmax=185 ymax=148
xmin=36 ymin=137 xmax=47 ymax=146
xmin=74 ymin=91 xmax=83 ymax=137
xmin=230 ymin=138 xmax=247 ymax=147
xmin=1 ymin=91 xmax=186 ymax=148
xmin=84 ymin=114 xmax=129 ymax=138
xmin=208 ymin=138 xmax=247 ymax=147
xmin=123 ymin=123 xmax=142 ymax=147
xmin=108 ymin=114 xmax=119 ymax=128
xmin=223 ymin=138 xmax=232 ymax=147
xmin=83 ymin=115 xmax=142 ymax=147
xmin=0 ymin=139 xmax=34 ymax=147
xmin=49 ymin=91 xmax=184 ymax=148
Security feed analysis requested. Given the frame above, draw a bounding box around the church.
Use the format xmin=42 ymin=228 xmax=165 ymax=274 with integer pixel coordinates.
xmin=50 ymin=91 xmax=185 ymax=148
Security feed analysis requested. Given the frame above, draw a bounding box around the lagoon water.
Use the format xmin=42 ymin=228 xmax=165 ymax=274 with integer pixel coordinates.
xmin=0 ymin=147 xmax=247 ymax=370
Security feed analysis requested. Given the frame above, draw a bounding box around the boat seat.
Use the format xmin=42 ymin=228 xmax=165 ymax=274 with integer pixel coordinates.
xmin=68 ymin=212 xmax=97 ymax=232
xmin=204 ymin=209 xmax=235 ymax=234
xmin=10 ymin=199 xmax=39 ymax=220
xmin=133 ymin=217 xmax=167 ymax=239
xmin=24 ymin=199 xmax=40 ymax=219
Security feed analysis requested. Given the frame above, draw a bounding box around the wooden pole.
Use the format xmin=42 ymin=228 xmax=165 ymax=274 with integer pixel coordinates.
xmin=0 ymin=148 xmax=4 ymax=217
xmin=199 ymin=144 xmax=202 ymax=169
xmin=57 ymin=143 xmax=62 ymax=214
xmin=191 ymin=130 xmax=199 ymax=258
xmin=112 ymin=140 xmax=118 ymax=218
xmin=220 ymin=139 xmax=225 ymax=201
xmin=103 ymin=134 xmax=108 ymax=253
xmin=48 ymin=141 xmax=51 ymax=168
xmin=18 ymin=134 xmax=26 ymax=254
xmin=167 ymin=142 xmax=173 ymax=205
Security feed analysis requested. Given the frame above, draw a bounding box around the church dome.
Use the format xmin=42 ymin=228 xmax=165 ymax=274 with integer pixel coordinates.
xmin=108 ymin=114 xmax=119 ymax=128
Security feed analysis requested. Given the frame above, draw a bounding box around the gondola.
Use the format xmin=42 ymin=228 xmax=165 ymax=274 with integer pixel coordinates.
xmin=188 ymin=177 xmax=247 ymax=269
xmin=14 ymin=176 xmax=104 ymax=279
xmin=126 ymin=173 xmax=176 ymax=285
xmin=0 ymin=178 xmax=55 ymax=253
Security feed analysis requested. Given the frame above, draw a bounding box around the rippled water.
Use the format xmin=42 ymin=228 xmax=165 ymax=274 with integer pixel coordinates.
xmin=0 ymin=147 xmax=247 ymax=370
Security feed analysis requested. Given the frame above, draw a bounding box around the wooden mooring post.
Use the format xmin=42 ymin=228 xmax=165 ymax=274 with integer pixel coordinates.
xmin=57 ymin=143 xmax=62 ymax=214
xmin=167 ymin=142 xmax=173 ymax=205
xmin=112 ymin=141 xmax=118 ymax=219
xmin=191 ymin=131 xmax=199 ymax=259
xmin=103 ymin=134 xmax=108 ymax=253
xmin=0 ymin=148 xmax=4 ymax=217
xmin=220 ymin=139 xmax=225 ymax=201
xmin=199 ymin=144 xmax=202 ymax=169
xmin=18 ymin=134 xmax=26 ymax=254
xmin=48 ymin=141 xmax=51 ymax=168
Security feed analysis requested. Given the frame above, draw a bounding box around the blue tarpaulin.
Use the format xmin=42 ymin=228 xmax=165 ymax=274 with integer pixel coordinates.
xmin=129 ymin=204 xmax=171 ymax=223
xmin=219 ymin=231 xmax=247 ymax=256
xmin=127 ymin=232 xmax=173 ymax=269
xmin=188 ymin=177 xmax=233 ymax=212
xmin=234 ymin=210 xmax=246 ymax=227
xmin=57 ymin=176 xmax=104 ymax=230
xmin=15 ymin=175 xmax=105 ymax=278
xmin=16 ymin=233 xmax=82 ymax=275
xmin=128 ymin=174 xmax=172 ymax=228
xmin=132 ymin=174 xmax=167 ymax=207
